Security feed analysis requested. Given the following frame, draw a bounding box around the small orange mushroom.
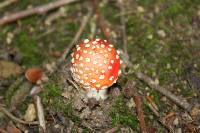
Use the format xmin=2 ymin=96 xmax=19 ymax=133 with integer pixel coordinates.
xmin=25 ymin=67 xmax=43 ymax=83
xmin=70 ymin=38 xmax=122 ymax=100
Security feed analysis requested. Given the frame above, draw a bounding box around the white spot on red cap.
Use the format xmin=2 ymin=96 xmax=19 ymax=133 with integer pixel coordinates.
xmin=109 ymin=76 xmax=114 ymax=81
xmin=101 ymin=70 xmax=105 ymax=73
xmin=85 ymin=67 xmax=89 ymax=70
xmin=79 ymin=56 xmax=83 ymax=61
xmin=120 ymin=60 xmax=123 ymax=64
xmin=108 ymin=66 xmax=112 ymax=69
xmin=92 ymin=41 xmax=97 ymax=44
xmin=99 ymin=75 xmax=105 ymax=79
xmin=96 ymin=38 xmax=100 ymax=41
xmin=91 ymin=79 xmax=96 ymax=83
xmin=117 ymin=50 xmax=120 ymax=54
xmin=93 ymin=61 xmax=97 ymax=65
xmin=108 ymin=48 xmax=112 ymax=51
xmin=104 ymin=54 xmax=108 ymax=57
xmin=116 ymin=55 xmax=119 ymax=59
xmin=85 ymin=44 xmax=90 ymax=47
xmin=96 ymin=84 xmax=101 ymax=87
xmin=101 ymin=44 xmax=105 ymax=48
xmin=71 ymin=58 xmax=74 ymax=63
xmin=75 ymin=54 xmax=79 ymax=59
xmin=111 ymin=60 xmax=114 ymax=64
xmin=84 ymin=39 xmax=89 ymax=43
xmin=71 ymin=52 xmax=74 ymax=57
xmin=95 ymin=70 xmax=99 ymax=74
xmin=85 ymin=58 xmax=90 ymax=62
xmin=77 ymin=47 xmax=81 ymax=51
xmin=96 ymin=45 xmax=100 ymax=49
xmin=83 ymin=50 xmax=87 ymax=53
xmin=118 ymin=70 xmax=121 ymax=75
xmin=109 ymin=44 xmax=113 ymax=47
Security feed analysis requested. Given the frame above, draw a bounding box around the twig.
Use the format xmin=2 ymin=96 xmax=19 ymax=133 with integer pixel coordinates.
xmin=124 ymin=81 xmax=147 ymax=133
xmin=147 ymin=103 xmax=175 ymax=133
xmin=66 ymin=78 xmax=80 ymax=91
xmin=134 ymin=95 xmax=147 ymax=133
xmin=105 ymin=125 xmax=120 ymax=133
xmin=0 ymin=106 xmax=38 ymax=125
xmin=59 ymin=10 xmax=92 ymax=63
xmin=45 ymin=7 xmax=67 ymax=25
xmin=0 ymin=0 xmax=78 ymax=25
xmin=136 ymin=72 xmax=192 ymax=111
xmin=33 ymin=95 xmax=46 ymax=132
xmin=118 ymin=0 xmax=129 ymax=65
xmin=0 ymin=0 xmax=18 ymax=9
xmin=92 ymin=0 xmax=110 ymax=41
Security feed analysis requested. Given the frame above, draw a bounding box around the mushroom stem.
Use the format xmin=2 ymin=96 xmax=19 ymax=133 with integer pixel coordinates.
xmin=87 ymin=89 xmax=108 ymax=100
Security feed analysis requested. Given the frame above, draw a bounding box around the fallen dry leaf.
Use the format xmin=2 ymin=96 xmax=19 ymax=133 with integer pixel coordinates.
xmin=25 ymin=67 xmax=43 ymax=83
xmin=6 ymin=123 xmax=21 ymax=133
xmin=24 ymin=103 xmax=36 ymax=122
xmin=0 ymin=60 xmax=23 ymax=79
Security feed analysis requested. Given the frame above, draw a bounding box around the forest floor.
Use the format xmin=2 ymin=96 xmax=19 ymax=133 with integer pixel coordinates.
xmin=0 ymin=0 xmax=200 ymax=132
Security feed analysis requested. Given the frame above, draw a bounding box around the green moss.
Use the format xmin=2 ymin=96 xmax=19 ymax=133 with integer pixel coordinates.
xmin=41 ymin=82 xmax=81 ymax=124
xmin=15 ymin=30 xmax=44 ymax=67
xmin=137 ymin=0 xmax=157 ymax=6
xmin=5 ymin=78 xmax=24 ymax=105
xmin=110 ymin=94 xmax=139 ymax=130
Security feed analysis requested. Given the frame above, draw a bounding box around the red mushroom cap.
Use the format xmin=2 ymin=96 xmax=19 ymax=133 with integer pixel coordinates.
xmin=70 ymin=38 xmax=121 ymax=91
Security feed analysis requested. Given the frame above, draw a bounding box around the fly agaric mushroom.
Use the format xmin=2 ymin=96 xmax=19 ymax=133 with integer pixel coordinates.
xmin=70 ymin=38 xmax=122 ymax=100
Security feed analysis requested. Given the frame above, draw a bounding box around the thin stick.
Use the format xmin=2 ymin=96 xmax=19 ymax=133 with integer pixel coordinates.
xmin=92 ymin=0 xmax=110 ymax=41
xmin=33 ymin=95 xmax=46 ymax=132
xmin=0 ymin=0 xmax=78 ymax=25
xmin=59 ymin=10 xmax=92 ymax=62
xmin=105 ymin=126 xmax=120 ymax=133
xmin=0 ymin=0 xmax=17 ymax=9
xmin=119 ymin=0 xmax=129 ymax=63
xmin=0 ymin=106 xmax=38 ymax=125
xmin=124 ymin=81 xmax=147 ymax=133
xmin=136 ymin=72 xmax=192 ymax=111
xmin=134 ymin=95 xmax=147 ymax=133
xmin=147 ymin=103 xmax=174 ymax=133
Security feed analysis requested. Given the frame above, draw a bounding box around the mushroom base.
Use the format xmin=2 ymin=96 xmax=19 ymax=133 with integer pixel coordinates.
xmin=86 ymin=89 xmax=108 ymax=100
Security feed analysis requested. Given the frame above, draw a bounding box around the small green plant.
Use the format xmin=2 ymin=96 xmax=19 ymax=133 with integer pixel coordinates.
xmin=110 ymin=94 xmax=139 ymax=130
